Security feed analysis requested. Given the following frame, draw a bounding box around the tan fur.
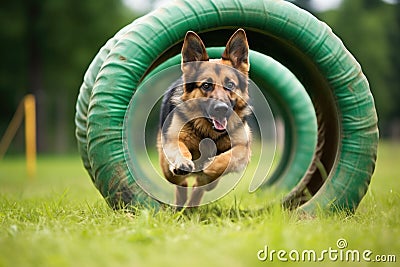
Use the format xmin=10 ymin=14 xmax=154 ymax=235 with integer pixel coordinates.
xmin=158 ymin=29 xmax=252 ymax=207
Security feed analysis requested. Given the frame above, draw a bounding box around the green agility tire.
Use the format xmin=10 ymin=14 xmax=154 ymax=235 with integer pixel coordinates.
xmin=75 ymin=0 xmax=378 ymax=213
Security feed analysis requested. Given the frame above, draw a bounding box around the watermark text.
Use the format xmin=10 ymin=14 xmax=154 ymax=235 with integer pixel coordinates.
xmin=257 ymin=238 xmax=396 ymax=263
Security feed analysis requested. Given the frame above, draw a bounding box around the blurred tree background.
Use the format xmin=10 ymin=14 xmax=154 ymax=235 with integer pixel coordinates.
xmin=318 ymin=0 xmax=400 ymax=137
xmin=0 ymin=0 xmax=399 ymax=154
xmin=293 ymin=0 xmax=400 ymax=137
xmin=0 ymin=0 xmax=135 ymax=153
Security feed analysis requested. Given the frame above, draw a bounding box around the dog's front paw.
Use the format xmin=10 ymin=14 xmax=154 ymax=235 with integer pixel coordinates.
xmin=170 ymin=158 xmax=195 ymax=176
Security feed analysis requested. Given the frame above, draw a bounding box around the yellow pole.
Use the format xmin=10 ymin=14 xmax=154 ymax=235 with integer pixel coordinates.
xmin=24 ymin=94 xmax=37 ymax=178
xmin=0 ymin=100 xmax=24 ymax=160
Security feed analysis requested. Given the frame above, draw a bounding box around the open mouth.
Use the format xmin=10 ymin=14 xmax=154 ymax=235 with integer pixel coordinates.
xmin=210 ymin=117 xmax=227 ymax=132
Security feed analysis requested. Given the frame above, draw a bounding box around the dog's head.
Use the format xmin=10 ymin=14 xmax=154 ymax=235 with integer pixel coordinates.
xmin=180 ymin=29 xmax=250 ymax=133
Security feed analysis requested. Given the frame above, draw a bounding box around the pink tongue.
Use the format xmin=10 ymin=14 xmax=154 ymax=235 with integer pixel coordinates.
xmin=213 ymin=118 xmax=227 ymax=130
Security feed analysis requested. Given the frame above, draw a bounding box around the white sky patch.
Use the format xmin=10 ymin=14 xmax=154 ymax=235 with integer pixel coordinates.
xmin=310 ymin=0 xmax=342 ymax=12
xmin=122 ymin=0 xmax=152 ymax=13
xmin=123 ymin=0 xmax=398 ymax=14
xmin=122 ymin=0 xmax=174 ymax=13
xmin=153 ymin=0 xmax=172 ymax=9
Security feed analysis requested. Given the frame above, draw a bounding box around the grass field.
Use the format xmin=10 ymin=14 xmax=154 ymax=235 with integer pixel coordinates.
xmin=0 ymin=141 xmax=399 ymax=267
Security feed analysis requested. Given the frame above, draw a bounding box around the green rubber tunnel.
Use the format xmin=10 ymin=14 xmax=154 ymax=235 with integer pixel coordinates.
xmin=75 ymin=0 xmax=378 ymax=214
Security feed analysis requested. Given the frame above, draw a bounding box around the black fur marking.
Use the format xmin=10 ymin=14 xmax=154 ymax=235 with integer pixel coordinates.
xmin=183 ymin=64 xmax=206 ymax=92
xmin=182 ymin=32 xmax=209 ymax=63
xmin=185 ymin=82 xmax=197 ymax=93
xmin=213 ymin=64 xmax=221 ymax=76
xmin=160 ymin=78 xmax=183 ymax=131
xmin=230 ymin=98 xmax=237 ymax=109
xmin=227 ymin=38 xmax=248 ymax=69
xmin=236 ymin=72 xmax=247 ymax=93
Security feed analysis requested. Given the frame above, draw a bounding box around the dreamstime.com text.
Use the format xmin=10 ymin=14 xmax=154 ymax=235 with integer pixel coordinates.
xmin=257 ymin=238 xmax=396 ymax=263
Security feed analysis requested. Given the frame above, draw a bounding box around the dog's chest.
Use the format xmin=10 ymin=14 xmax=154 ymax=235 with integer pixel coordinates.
xmin=180 ymin=130 xmax=231 ymax=160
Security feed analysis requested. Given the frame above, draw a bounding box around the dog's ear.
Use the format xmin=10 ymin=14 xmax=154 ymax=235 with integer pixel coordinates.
xmin=222 ymin=29 xmax=249 ymax=74
xmin=181 ymin=31 xmax=209 ymax=63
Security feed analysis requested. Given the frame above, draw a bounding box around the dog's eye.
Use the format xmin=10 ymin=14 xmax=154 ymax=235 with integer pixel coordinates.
xmin=225 ymin=81 xmax=235 ymax=91
xmin=201 ymin=82 xmax=213 ymax=91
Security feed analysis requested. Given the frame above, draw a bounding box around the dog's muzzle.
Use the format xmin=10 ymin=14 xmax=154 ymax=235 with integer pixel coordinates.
xmin=208 ymin=101 xmax=232 ymax=132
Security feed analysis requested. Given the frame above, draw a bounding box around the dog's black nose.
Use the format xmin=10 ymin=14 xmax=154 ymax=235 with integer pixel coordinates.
xmin=213 ymin=102 xmax=229 ymax=116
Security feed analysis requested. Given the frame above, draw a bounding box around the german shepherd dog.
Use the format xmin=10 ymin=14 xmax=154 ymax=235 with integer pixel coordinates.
xmin=157 ymin=29 xmax=252 ymax=207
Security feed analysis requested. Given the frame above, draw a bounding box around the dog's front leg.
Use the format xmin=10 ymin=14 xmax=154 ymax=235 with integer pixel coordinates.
xmin=202 ymin=144 xmax=250 ymax=180
xmin=162 ymin=140 xmax=195 ymax=176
